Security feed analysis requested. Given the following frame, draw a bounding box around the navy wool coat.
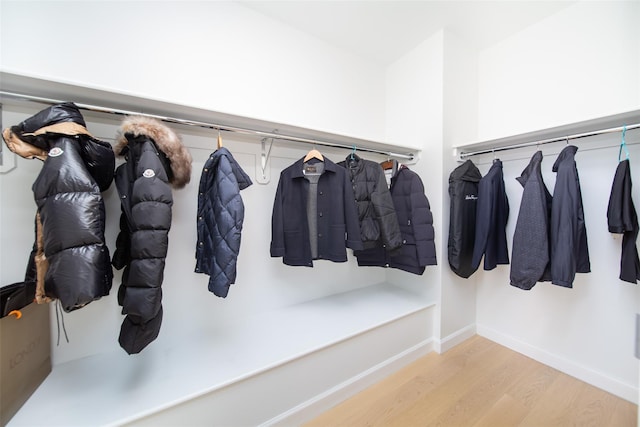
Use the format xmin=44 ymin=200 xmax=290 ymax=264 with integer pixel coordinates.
xmin=271 ymin=156 xmax=363 ymax=266
xmin=195 ymin=148 xmax=253 ymax=297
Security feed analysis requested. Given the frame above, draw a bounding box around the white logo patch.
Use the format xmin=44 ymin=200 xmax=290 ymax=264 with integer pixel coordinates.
xmin=48 ymin=147 xmax=64 ymax=157
xmin=143 ymin=169 xmax=156 ymax=178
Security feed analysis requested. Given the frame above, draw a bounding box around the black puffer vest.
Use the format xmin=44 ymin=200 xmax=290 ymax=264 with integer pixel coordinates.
xmin=338 ymin=154 xmax=402 ymax=252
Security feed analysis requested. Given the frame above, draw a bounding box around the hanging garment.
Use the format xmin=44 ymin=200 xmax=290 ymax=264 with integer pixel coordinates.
xmin=510 ymin=151 xmax=552 ymax=290
xmin=195 ymin=147 xmax=253 ymax=297
xmin=471 ymin=159 xmax=510 ymax=271
xmin=112 ymin=116 xmax=191 ymax=354
xmin=2 ymin=103 xmax=115 ymax=311
xmin=607 ymin=159 xmax=640 ymax=284
xmin=550 ymin=145 xmax=590 ymax=287
xmin=356 ymin=165 xmax=437 ymax=274
xmin=448 ymin=159 xmax=482 ymax=278
xmin=271 ymin=156 xmax=363 ymax=266
xmin=338 ymin=153 xmax=402 ymax=253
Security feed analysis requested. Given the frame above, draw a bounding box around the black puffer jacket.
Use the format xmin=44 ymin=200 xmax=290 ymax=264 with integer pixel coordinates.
xmin=448 ymin=160 xmax=482 ymax=278
xmin=338 ymin=154 xmax=402 ymax=252
xmin=356 ymin=165 xmax=437 ymax=274
xmin=2 ymin=103 xmax=114 ymax=311
xmin=195 ymin=147 xmax=252 ymax=297
xmin=112 ymin=116 xmax=191 ymax=354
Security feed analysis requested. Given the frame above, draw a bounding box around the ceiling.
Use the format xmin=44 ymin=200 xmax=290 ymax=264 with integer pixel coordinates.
xmin=240 ymin=1 xmax=575 ymax=65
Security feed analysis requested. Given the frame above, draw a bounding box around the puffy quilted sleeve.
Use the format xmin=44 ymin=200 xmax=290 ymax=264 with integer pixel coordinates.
xmin=409 ymin=174 xmax=437 ymax=266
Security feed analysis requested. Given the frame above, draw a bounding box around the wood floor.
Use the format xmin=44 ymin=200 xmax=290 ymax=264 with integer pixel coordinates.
xmin=305 ymin=336 xmax=638 ymax=427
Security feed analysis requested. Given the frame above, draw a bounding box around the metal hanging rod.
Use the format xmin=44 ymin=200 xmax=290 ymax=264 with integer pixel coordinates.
xmin=458 ymin=122 xmax=640 ymax=159
xmin=0 ymin=91 xmax=415 ymax=160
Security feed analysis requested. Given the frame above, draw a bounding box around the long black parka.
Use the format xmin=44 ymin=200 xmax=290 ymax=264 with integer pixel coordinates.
xmin=112 ymin=116 xmax=191 ymax=354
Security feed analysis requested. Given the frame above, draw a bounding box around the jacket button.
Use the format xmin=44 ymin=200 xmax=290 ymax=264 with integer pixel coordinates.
xmin=403 ymin=239 xmax=406 ymax=244
xmin=319 ymin=212 xmax=323 ymax=217
xmin=318 ymin=233 xmax=322 ymax=237
xmin=198 ymin=216 xmax=203 ymax=221
xmin=204 ymin=168 xmax=208 ymax=172
xmin=385 ymin=263 xmax=390 ymax=267
xmin=199 ymin=242 xmax=203 ymax=246
xmin=319 ymin=191 xmax=323 ymax=195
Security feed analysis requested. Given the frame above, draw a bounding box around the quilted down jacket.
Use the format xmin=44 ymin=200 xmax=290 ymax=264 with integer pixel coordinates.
xmin=356 ymin=165 xmax=437 ymax=274
xmin=112 ymin=116 xmax=191 ymax=354
xmin=195 ymin=147 xmax=252 ymax=297
xmin=448 ymin=160 xmax=482 ymax=278
xmin=2 ymin=103 xmax=114 ymax=311
xmin=510 ymin=151 xmax=552 ymax=290
xmin=550 ymin=145 xmax=590 ymax=287
xmin=338 ymin=153 xmax=402 ymax=252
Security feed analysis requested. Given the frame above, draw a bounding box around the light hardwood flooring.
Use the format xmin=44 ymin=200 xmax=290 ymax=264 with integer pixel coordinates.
xmin=305 ymin=335 xmax=637 ymax=427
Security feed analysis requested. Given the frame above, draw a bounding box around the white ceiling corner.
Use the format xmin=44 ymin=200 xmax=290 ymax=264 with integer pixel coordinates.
xmin=239 ymin=0 xmax=576 ymax=65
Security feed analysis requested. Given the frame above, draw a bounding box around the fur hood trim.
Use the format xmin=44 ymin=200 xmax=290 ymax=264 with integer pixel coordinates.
xmin=116 ymin=116 xmax=192 ymax=189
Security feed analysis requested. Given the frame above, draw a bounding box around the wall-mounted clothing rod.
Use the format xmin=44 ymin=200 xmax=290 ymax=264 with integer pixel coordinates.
xmin=458 ymin=122 xmax=640 ymax=159
xmin=0 ymin=91 xmax=416 ymax=161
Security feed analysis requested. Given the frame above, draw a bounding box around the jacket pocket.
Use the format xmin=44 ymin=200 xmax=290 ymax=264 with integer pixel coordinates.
xmin=284 ymin=230 xmax=304 ymax=261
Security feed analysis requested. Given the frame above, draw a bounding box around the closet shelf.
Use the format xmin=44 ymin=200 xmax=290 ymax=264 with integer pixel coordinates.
xmin=0 ymin=71 xmax=418 ymax=161
xmin=7 ymin=283 xmax=434 ymax=427
xmin=454 ymin=109 xmax=640 ymax=159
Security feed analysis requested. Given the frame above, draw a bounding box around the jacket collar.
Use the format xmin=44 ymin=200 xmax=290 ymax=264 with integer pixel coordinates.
xmin=516 ymin=150 xmax=543 ymax=187
xmin=552 ymin=145 xmax=578 ymax=172
xmin=291 ymin=155 xmax=338 ymax=178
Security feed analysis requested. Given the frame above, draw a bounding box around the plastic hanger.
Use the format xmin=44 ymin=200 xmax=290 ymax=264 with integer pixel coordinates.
xmin=217 ymin=129 xmax=223 ymax=149
xmin=304 ymin=147 xmax=324 ymax=162
xmin=618 ymin=125 xmax=629 ymax=162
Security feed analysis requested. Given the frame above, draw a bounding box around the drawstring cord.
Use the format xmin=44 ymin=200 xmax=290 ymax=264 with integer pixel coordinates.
xmin=54 ymin=300 xmax=69 ymax=345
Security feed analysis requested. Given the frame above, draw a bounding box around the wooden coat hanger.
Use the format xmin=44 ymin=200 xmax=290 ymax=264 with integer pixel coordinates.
xmin=217 ymin=129 xmax=223 ymax=149
xmin=304 ymin=148 xmax=324 ymax=162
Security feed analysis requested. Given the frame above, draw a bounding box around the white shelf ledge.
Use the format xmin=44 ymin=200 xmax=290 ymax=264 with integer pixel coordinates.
xmin=7 ymin=283 xmax=434 ymax=427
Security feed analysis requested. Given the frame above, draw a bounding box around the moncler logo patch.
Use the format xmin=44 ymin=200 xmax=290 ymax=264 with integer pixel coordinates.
xmin=48 ymin=147 xmax=64 ymax=157
xmin=143 ymin=169 xmax=156 ymax=178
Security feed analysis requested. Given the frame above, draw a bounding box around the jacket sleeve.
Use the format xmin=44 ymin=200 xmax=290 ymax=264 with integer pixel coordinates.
xmin=410 ymin=174 xmax=437 ymax=266
xmin=471 ymin=176 xmax=492 ymax=270
xmin=270 ymin=172 xmax=286 ymax=257
xmin=119 ymin=142 xmax=173 ymax=354
xmin=343 ymin=171 xmax=364 ymax=251
xmin=371 ymin=165 xmax=402 ymax=250
xmin=550 ymin=165 xmax=579 ymax=287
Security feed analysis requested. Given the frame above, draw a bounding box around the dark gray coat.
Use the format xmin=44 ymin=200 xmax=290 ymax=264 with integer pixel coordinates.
xmin=510 ymin=151 xmax=552 ymax=290
xmin=550 ymin=145 xmax=590 ymax=287
xmin=195 ymin=147 xmax=252 ymax=297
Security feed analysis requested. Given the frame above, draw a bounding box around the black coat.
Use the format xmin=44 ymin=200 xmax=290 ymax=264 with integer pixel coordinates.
xmin=607 ymin=159 xmax=640 ymax=283
xmin=338 ymin=154 xmax=402 ymax=251
xmin=271 ymin=156 xmax=363 ymax=266
xmin=550 ymin=145 xmax=590 ymax=287
xmin=472 ymin=159 xmax=510 ymax=271
xmin=195 ymin=147 xmax=252 ymax=297
xmin=2 ymin=103 xmax=114 ymax=311
xmin=510 ymin=151 xmax=552 ymax=290
xmin=356 ymin=166 xmax=437 ymax=274
xmin=112 ymin=116 xmax=191 ymax=354
xmin=448 ymin=160 xmax=482 ymax=278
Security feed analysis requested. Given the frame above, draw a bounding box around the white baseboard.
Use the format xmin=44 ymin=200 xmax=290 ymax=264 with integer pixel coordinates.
xmin=262 ymin=338 xmax=435 ymax=427
xmin=477 ymin=324 xmax=639 ymax=404
xmin=435 ymin=324 xmax=477 ymax=353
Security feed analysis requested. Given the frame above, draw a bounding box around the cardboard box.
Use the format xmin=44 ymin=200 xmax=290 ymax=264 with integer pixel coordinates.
xmin=0 ymin=302 xmax=51 ymax=426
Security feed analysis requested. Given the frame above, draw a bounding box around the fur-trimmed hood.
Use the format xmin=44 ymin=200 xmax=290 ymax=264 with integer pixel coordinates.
xmin=115 ymin=116 xmax=192 ymax=189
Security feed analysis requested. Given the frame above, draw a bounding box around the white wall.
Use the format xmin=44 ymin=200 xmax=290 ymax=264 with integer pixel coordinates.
xmin=384 ymin=31 xmax=444 ymax=316
xmin=478 ymin=1 xmax=640 ymax=140
xmin=474 ymin=1 xmax=640 ymax=402
xmin=0 ymin=1 xmax=385 ymax=142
